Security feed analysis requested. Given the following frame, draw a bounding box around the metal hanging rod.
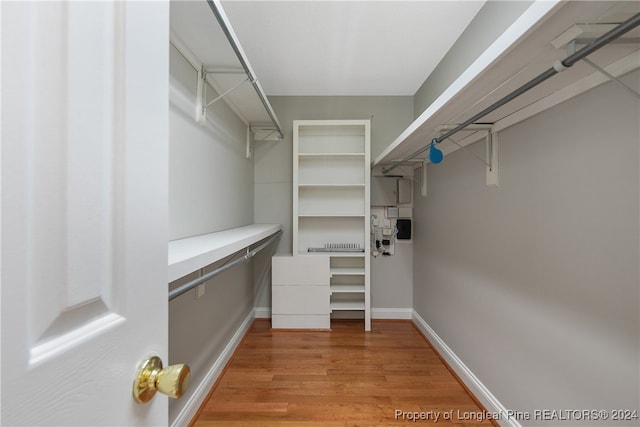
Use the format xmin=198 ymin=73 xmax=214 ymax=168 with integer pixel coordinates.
xmin=382 ymin=12 xmax=640 ymax=175
xmin=168 ymin=230 xmax=282 ymax=301
xmin=206 ymin=0 xmax=283 ymax=139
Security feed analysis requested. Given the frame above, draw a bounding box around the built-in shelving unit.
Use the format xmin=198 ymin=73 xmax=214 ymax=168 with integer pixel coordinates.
xmin=273 ymin=120 xmax=371 ymax=331
xmin=329 ymin=255 xmax=367 ymax=312
xmin=294 ymin=121 xmax=370 ymax=259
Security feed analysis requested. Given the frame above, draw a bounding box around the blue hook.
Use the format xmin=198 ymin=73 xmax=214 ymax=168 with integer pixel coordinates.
xmin=429 ymin=138 xmax=443 ymax=164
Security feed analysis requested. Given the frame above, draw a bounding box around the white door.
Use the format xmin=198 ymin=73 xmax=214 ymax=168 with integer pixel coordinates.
xmin=2 ymin=2 xmax=171 ymax=425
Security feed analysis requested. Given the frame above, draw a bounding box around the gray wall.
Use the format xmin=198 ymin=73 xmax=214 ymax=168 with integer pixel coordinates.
xmin=169 ymin=45 xmax=254 ymax=240
xmin=168 ymin=44 xmax=257 ymax=424
xmin=412 ymin=71 xmax=639 ymax=424
xmin=413 ymin=0 xmax=534 ymax=118
xmin=253 ymin=96 xmax=415 ymax=310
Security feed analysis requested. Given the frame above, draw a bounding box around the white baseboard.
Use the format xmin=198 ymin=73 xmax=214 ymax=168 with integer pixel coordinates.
xmin=257 ymin=307 xmax=413 ymax=320
xmin=253 ymin=306 xmax=271 ymax=319
xmin=171 ymin=310 xmax=255 ymax=427
xmin=372 ymin=307 xmax=413 ymax=319
xmin=411 ymin=310 xmax=522 ymax=427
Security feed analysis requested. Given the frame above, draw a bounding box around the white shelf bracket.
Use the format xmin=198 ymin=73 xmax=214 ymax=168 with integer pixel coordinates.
xmin=582 ymin=57 xmax=640 ymax=99
xmin=486 ymin=131 xmax=499 ymax=187
xmin=196 ymin=66 xmax=252 ymax=125
xmin=250 ymin=124 xmax=282 ymax=141
xmin=564 ymin=40 xmax=639 ymax=100
xmin=437 ymin=124 xmax=498 ymax=187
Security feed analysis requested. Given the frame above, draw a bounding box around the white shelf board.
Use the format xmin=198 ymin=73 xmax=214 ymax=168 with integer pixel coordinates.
xmin=331 ymin=301 xmax=365 ymax=311
xmin=330 ymin=284 xmax=365 ymax=294
xmin=298 ymin=184 xmax=365 ymax=188
xmin=299 ymin=213 xmax=365 ymax=218
xmin=299 ymin=153 xmax=365 ymax=157
xmin=330 ymin=267 xmax=365 ymax=276
xmin=168 ymin=223 xmax=281 ymax=282
xmin=301 ymin=252 xmax=366 ymax=258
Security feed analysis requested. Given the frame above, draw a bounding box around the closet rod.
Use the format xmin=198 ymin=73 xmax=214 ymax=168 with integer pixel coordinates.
xmin=168 ymin=230 xmax=282 ymax=301
xmin=206 ymin=0 xmax=284 ymax=139
xmin=382 ymin=12 xmax=640 ymax=175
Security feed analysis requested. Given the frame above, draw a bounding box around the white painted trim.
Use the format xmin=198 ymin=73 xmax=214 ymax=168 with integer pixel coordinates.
xmin=254 ymin=307 xmax=271 ymax=319
xmin=411 ymin=310 xmax=522 ymax=427
xmin=170 ymin=310 xmax=255 ymax=427
xmin=372 ymin=308 xmax=413 ymax=320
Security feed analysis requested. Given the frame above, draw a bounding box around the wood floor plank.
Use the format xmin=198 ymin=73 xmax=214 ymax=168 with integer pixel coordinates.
xmin=191 ymin=320 xmax=497 ymax=427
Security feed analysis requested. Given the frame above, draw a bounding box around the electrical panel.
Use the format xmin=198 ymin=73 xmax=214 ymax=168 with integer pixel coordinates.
xmin=371 ymin=176 xmax=397 ymax=206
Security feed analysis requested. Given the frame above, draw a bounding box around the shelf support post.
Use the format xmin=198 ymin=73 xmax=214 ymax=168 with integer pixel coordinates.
xmin=246 ymin=126 xmax=252 ymax=159
xmin=421 ymin=161 xmax=428 ymax=197
xmin=486 ymin=131 xmax=499 ymax=187
xmin=196 ymin=66 xmax=207 ymax=124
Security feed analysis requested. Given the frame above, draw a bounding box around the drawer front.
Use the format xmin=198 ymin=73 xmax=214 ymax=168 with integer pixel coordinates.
xmin=272 ymin=255 xmax=329 ymax=286
xmin=272 ymin=285 xmax=329 ymax=314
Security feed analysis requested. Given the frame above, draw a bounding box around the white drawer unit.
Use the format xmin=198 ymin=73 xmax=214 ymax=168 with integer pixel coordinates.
xmin=272 ymin=285 xmax=329 ymax=314
xmin=271 ymin=255 xmax=330 ymax=329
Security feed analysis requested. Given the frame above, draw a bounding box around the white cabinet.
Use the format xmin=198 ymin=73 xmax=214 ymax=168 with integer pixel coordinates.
xmin=273 ymin=120 xmax=371 ymax=331
xmin=271 ymin=255 xmax=330 ymax=329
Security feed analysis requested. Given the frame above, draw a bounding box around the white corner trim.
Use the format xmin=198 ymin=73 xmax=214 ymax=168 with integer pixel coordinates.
xmin=253 ymin=306 xmax=271 ymax=319
xmin=171 ymin=310 xmax=255 ymax=427
xmin=411 ymin=310 xmax=522 ymax=427
xmin=372 ymin=308 xmax=413 ymax=320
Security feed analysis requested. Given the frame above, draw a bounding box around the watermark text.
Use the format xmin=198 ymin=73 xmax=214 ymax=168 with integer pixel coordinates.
xmin=393 ymin=409 xmax=639 ymax=422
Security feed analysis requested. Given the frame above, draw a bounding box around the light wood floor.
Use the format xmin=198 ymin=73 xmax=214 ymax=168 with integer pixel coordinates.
xmin=191 ymin=319 xmax=497 ymax=427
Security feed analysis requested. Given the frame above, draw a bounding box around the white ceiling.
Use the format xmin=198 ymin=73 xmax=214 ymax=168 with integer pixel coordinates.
xmin=219 ymin=1 xmax=486 ymax=96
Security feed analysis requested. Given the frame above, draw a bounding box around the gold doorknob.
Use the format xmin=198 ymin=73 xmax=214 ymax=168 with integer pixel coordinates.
xmin=133 ymin=356 xmax=190 ymax=403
